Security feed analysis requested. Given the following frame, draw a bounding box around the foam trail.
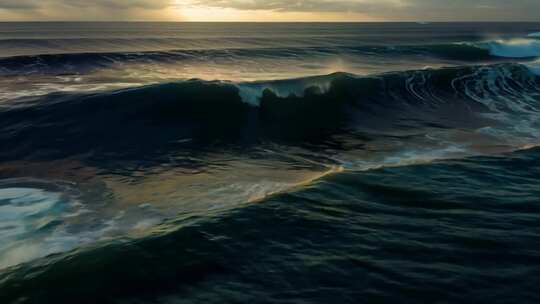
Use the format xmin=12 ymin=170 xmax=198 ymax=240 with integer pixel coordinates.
xmin=247 ymin=166 xmax=345 ymax=203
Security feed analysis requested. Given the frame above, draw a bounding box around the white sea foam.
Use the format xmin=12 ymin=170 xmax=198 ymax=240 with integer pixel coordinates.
xmin=0 ymin=185 xmax=115 ymax=269
xmin=235 ymin=74 xmax=338 ymax=105
xmin=526 ymin=60 xmax=540 ymax=76
xmin=480 ymin=39 xmax=540 ymax=58
xmin=0 ymin=187 xmax=70 ymax=268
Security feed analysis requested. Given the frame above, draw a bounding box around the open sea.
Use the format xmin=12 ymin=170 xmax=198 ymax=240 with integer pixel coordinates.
xmin=0 ymin=22 xmax=540 ymax=303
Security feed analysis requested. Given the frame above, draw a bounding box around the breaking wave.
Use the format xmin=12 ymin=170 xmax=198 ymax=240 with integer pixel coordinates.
xmin=0 ymin=62 xmax=539 ymax=162
xmin=477 ymin=39 xmax=540 ymax=58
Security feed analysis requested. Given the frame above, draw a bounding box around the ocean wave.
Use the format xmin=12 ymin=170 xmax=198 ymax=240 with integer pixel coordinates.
xmin=1 ymin=146 xmax=539 ymax=304
xmin=0 ymin=63 xmax=539 ymax=163
xmin=526 ymin=60 xmax=540 ymax=76
xmin=0 ymin=43 xmax=498 ymax=76
xmin=476 ymin=39 xmax=540 ymax=58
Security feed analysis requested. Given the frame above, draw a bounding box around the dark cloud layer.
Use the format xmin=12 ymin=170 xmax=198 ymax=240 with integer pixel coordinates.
xmin=190 ymin=0 xmax=540 ymax=19
xmin=0 ymin=0 xmax=171 ymax=10
xmin=0 ymin=0 xmax=539 ymax=20
xmin=0 ymin=0 xmax=40 ymax=9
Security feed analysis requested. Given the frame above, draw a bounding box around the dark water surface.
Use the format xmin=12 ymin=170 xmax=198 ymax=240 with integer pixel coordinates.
xmin=1 ymin=22 xmax=540 ymax=303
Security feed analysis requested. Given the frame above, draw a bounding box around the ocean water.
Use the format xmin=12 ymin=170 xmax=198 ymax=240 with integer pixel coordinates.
xmin=0 ymin=22 xmax=540 ymax=303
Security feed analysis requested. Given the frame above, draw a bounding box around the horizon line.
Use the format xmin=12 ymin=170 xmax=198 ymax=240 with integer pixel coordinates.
xmin=0 ymin=20 xmax=539 ymax=23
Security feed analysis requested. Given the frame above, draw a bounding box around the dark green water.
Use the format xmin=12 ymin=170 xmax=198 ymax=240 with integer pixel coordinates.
xmin=1 ymin=22 xmax=540 ymax=303
xmin=1 ymin=148 xmax=539 ymax=303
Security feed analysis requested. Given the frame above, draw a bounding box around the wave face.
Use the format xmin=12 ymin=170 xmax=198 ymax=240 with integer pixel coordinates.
xmin=0 ymin=43 xmax=496 ymax=76
xmin=1 ymin=147 xmax=540 ymax=304
xmin=2 ymin=22 xmax=540 ymax=304
xmin=4 ymin=39 xmax=540 ymax=77
xmin=1 ymin=63 xmax=539 ymax=162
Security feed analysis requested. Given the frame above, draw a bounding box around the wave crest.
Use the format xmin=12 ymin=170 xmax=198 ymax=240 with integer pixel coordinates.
xmin=477 ymin=39 xmax=540 ymax=58
xmin=0 ymin=43 xmax=500 ymax=76
xmin=0 ymin=63 xmax=539 ymax=162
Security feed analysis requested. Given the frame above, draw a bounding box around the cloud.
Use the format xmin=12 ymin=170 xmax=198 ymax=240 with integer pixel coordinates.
xmin=0 ymin=0 xmax=40 ymax=9
xmin=60 ymin=0 xmax=172 ymax=9
xmin=0 ymin=0 xmax=539 ymax=21
xmin=0 ymin=0 xmax=173 ymax=11
xmin=0 ymin=0 xmax=176 ymax=21
xmin=187 ymin=0 xmax=540 ymax=19
xmin=187 ymin=0 xmax=397 ymax=12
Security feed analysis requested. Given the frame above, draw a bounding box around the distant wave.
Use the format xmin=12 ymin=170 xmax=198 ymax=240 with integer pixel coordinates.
xmin=476 ymin=39 xmax=540 ymax=58
xmin=0 ymin=63 xmax=539 ymax=162
xmin=526 ymin=60 xmax=540 ymax=76
xmin=4 ymin=41 xmax=540 ymax=77
xmin=528 ymin=32 xmax=540 ymax=38
xmin=0 ymin=43 xmax=500 ymax=76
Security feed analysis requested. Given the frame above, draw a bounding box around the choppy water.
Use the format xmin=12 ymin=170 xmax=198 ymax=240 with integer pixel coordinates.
xmin=0 ymin=22 xmax=540 ymax=303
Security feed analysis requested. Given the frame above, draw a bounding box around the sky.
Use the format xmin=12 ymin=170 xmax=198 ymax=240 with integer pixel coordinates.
xmin=0 ymin=0 xmax=539 ymax=22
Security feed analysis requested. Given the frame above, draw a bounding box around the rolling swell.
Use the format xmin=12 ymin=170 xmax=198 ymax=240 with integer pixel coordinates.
xmin=0 ymin=43 xmax=511 ymax=76
xmin=1 ymin=63 xmax=539 ymax=163
xmin=1 ymin=147 xmax=539 ymax=304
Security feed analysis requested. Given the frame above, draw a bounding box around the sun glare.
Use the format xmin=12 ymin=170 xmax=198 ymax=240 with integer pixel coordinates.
xmin=171 ymin=1 xmax=379 ymax=22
